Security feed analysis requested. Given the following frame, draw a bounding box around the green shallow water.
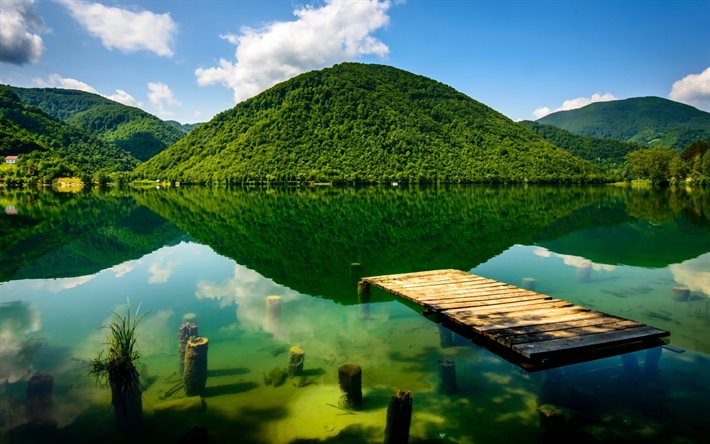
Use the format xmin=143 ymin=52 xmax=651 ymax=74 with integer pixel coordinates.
xmin=1 ymin=185 xmax=709 ymax=443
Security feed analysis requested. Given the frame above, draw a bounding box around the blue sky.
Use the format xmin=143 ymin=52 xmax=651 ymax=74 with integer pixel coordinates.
xmin=1 ymin=0 xmax=709 ymax=124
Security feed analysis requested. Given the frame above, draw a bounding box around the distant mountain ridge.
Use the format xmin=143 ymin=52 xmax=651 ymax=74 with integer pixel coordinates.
xmin=9 ymin=86 xmax=189 ymax=161
xmin=538 ymin=97 xmax=710 ymax=150
xmin=138 ymin=63 xmax=600 ymax=183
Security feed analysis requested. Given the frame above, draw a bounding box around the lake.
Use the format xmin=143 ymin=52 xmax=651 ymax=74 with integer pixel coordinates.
xmin=1 ymin=185 xmax=709 ymax=443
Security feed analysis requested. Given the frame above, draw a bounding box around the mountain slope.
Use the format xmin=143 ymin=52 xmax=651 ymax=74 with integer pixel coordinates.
xmin=0 ymin=86 xmax=138 ymax=173
xmin=518 ymin=120 xmax=643 ymax=170
xmin=538 ymin=97 xmax=710 ymax=150
xmin=10 ymin=86 xmax=185 ymax=160
xmin=137 ymin=63 xmax=600 ymax=183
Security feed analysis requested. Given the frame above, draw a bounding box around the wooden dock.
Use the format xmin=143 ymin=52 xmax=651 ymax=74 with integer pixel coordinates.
xmin=360 ymin=269 xmax=669 ymax=368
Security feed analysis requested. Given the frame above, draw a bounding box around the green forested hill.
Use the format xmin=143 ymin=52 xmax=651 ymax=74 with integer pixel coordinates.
xmin=137 ymin=63 xmax=600 ymax=183
xmin=518 ymin=120 xmax=643 ymax=170
xmin=10 ymin=86 xmax=185 ymax=160
xmin=0 ymin=86 xmax=138 ymax=176
xmin=537 ymin=97 xmax=710 ymax=150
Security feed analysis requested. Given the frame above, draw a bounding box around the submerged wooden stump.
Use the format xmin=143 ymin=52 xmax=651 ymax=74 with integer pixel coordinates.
xmin=178 ymin=322 xmax=199 ymax=375
xmin=437 ymin=359 xmax=457 ymax=394
xmin=672 ymin=286 xmax=690 ymax=302
xmin=264 ymin=296 xmax=282 ymax=336
xmin=338 ymin=364 xmax=362 ymax=410
xmin=111 ymin=369 xmax=142 ymax=431
xmin=537 ymin=403 xmax=567 ymax=441
xmin=384 ymin=390 xmax=412 ymax=444
xmin=358 ymin=280 xmax=372 ymax=320
xmin=522 ymin=277 xmax=536 ymax=291
xmin=288 ymin=345 xmax=305 ymax=376
xmin=184 ymin=337 xmax=209 ymax=396
xmin=26 ymin=373 xmax=53 ymax=425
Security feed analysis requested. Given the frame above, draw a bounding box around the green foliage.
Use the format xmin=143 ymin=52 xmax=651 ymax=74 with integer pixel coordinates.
xmin=10 ymin=85 xmax=186 ymax=161
xmin=625 ymin=147 xmax=678 ymax=184
xmin=538 ymin=96 xmax=710 ymax=150
xmin=0 ymin=85 xmax=138 ymax=181
xmin=137 ymin=63 xmax=600 ymax=183
xmin=518 ymin=120 xmax=643 ymax=174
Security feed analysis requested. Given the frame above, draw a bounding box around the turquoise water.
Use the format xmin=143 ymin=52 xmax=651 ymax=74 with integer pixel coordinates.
xmin=1 ymin=185 xmax=709 ymax=443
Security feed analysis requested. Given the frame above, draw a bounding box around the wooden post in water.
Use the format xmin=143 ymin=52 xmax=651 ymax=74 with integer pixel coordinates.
xmin=338 ymin=364 xmax=362 ymax=410
xmin=264 ymin=295 xmax=282 ymax=336
xmin=384 ymin=390 xmax=412 ymax=444
xmin=178 ymin=322 xmax=199 ymax=375
xmin=672 ymin=286 xmax=690 ymax=302
xmin=184 ymin=337 xmax=209 ymax=396
xmin=26 ymin=373 xmax=53 ymax=425
xmin=437 ymin=359 xmax=457 ymax=394
xmin=357 ymin=279 xmax=372 ymax=320
xmin=288 ymin=345 xmax=305 ymax=376
xmin=522 ymin=277 xmax=536 ymax=291
xmin=438 ymin=324 xmax=454 ymax=348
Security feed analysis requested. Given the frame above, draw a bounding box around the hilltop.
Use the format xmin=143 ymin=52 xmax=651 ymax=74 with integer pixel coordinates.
xmin=538 ymin=97 xmax=710 ymax=150
xmin=10 ymin=86 xmax=188 ymax=161
xmin=137 ymin=63 xmax=600 ymax=183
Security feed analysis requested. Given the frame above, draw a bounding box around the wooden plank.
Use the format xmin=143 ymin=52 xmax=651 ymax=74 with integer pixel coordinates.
xmin=497 ymin=320 xmax=643 ymax=346
xmin=429 ymin=294 xmax=551 ymax=310
xmin=474 ymin=311 xmax=611 ymax=334
xmin=488 ymin=315 xmax=625 ymax=338
xmin=432 ymin=298 xmax=566 ymax=313
xmin=412 ymin=287 xmax=538 ymax=303
xmin=387 ymin=275 xmax=488 ymax=289
xmin=403 ymin=280 xmax=512 ymax=293
xmin=512 ymin=326 xmax=670 ymax=359
xmin=450 ymin=307 xmax=595 ymax=333
xmin=364 ymin=269 xmax=463 ymax=282
xmin=418 ymin=291 xmax=545 ymax=306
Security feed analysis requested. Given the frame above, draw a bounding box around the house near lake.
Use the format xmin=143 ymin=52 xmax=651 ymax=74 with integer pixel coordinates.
xmin=5 ymin=155 xmax=18 ymax=164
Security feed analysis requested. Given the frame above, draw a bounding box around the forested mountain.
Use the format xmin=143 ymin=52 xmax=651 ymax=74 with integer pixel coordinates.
xmin=137 ymin=63 xmax=600 ymax=183
xmin=518 ymin=120 xmax=643 ymax=170
xmin=538 ymin=97 xmax=710 ymax=150
xmin=0 ymin=86 xmax=138 ymax=177
xmin=10 ymin=86 xmax=185 ymax=160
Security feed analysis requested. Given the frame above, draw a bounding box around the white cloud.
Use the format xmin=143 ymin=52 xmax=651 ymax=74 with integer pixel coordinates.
xmin=670 ymin=253 xmax=710 ymax=297
xmin=147 ymin=255 xmax=176 ymax=284
xmin=533 ymin=247 xmax=615 ymax=272
xmin=106 ymin=89 xmax=141 ymax=107
xmin=0 ymin=0 xmax=46 ymax=65
xmin=34 ymin=73 xmax=98 ymax=93
xmin=147 ymin=82 xmax=180 ymax=115
xmin=59 ymin=0 xmax=176 ymax=57
xmin=195 ymin=0 xmax=392 ymax=103
xmin=33 ymin=275 xmax=96 ymax=293
xmin=532 ymin=92 xmax=617 ymax=119
xmin=669 ymin=66 xmax=710 ymax=111
xmin=111 ymin=259 xmax=142 ymax=278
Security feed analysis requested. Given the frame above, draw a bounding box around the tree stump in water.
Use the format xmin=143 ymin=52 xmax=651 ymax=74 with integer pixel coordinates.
xmin=522 ymin=277 xmax=536 ymax=291
xmin=26 ymin=373 xmax=53 ymax=425
xmin=437 ymin=359 xmax=457 ymax=394
xmin=288 ymin=346 xmax=305 ymax=376
xmin=178 ymin=322 xmax=199 ymax=375
xmin=264 ymin=296 xmax=282 ymax=336
xmin=184 ymin=337 xmax=209 ymax=396
xmin=384 ymin=390 xmax=412 ymax=444
xmin=672 ymin=286 xmax=690 ymax=302
xmin=338 ymin=364 xmax=362 ymax=410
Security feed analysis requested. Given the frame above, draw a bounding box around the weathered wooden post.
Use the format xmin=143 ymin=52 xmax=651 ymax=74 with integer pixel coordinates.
xmin=438 ymin=324 xmax=454 ymax=348
xmin=26 ymin=373 xmax=53 ymax=425
xmin=288 ymin=345 xmax=305 ymax=376
xmin=357 ymin=279 xmax=372 ymax=320
xmin=522 ymin=277 xmax=536 ymax=291
xmin=182 ymin=312 xmax=198 ymax=324
xmin=576 ymin=262 xmax=592 ymax=282
xmin=338 ymin=364 xmax=362 ymax=410
xmin=350 ymin=262 xmax=363 ymax=279
xmin=264 ymin=295 xmax=282 ymax=336
xmin=384 ymin=390 xmax=412 ymax=444
xmin=184 ymin=337 xmax=209 ymax=396
xmin=437 ymin=359 xmax=457 ymax=394
xmin=178 ymin=322 xmax=199 ymax=375
xmin=537 ymin=403 xmax=567 ymax=442
xmin=672 ymin=286 xmax=690 ymax=302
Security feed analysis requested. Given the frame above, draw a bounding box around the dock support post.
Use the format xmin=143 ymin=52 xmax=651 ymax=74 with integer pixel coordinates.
xmin=26 ymin=373 xmax=53 ymax=425
xmin=438 ymin=324 xmax=454 ymax=348
xmin=384 ymin=390 xmax=412 ymax=444
xmin=184 ymin=337 xmax=209 ymax=396
xmin=338 ymin=364 xmax=362 ymax=410
xmin=437 ymin=359 xmax=457 ymax=394
xmin=522 ymin=277 xmax=536 ymax=291
xmin=288 ymin=345 xmax=305 ymax=376
xmin=357 ymin=280 xmax=371 ymax=320
xmin=178 ymin=322 xmax=199 ymax=375
xmin=265 ymin=295 xmax=282 ymax=336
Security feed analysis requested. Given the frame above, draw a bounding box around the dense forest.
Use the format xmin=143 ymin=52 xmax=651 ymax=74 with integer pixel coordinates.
xmin=0 ymin=86 xmax=138 ymax=183
xmin=625 ymin=138 xmax=710 ymax=185
xmin=538 ymin=97 xmax=710 ymax=150
xmin=11 ymin=86 xmax=188 ymax=161
xmin=518 ymin=120 xmax=643 ymax=172
xmin=137 ymin=63 xmax=601 ymax=183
